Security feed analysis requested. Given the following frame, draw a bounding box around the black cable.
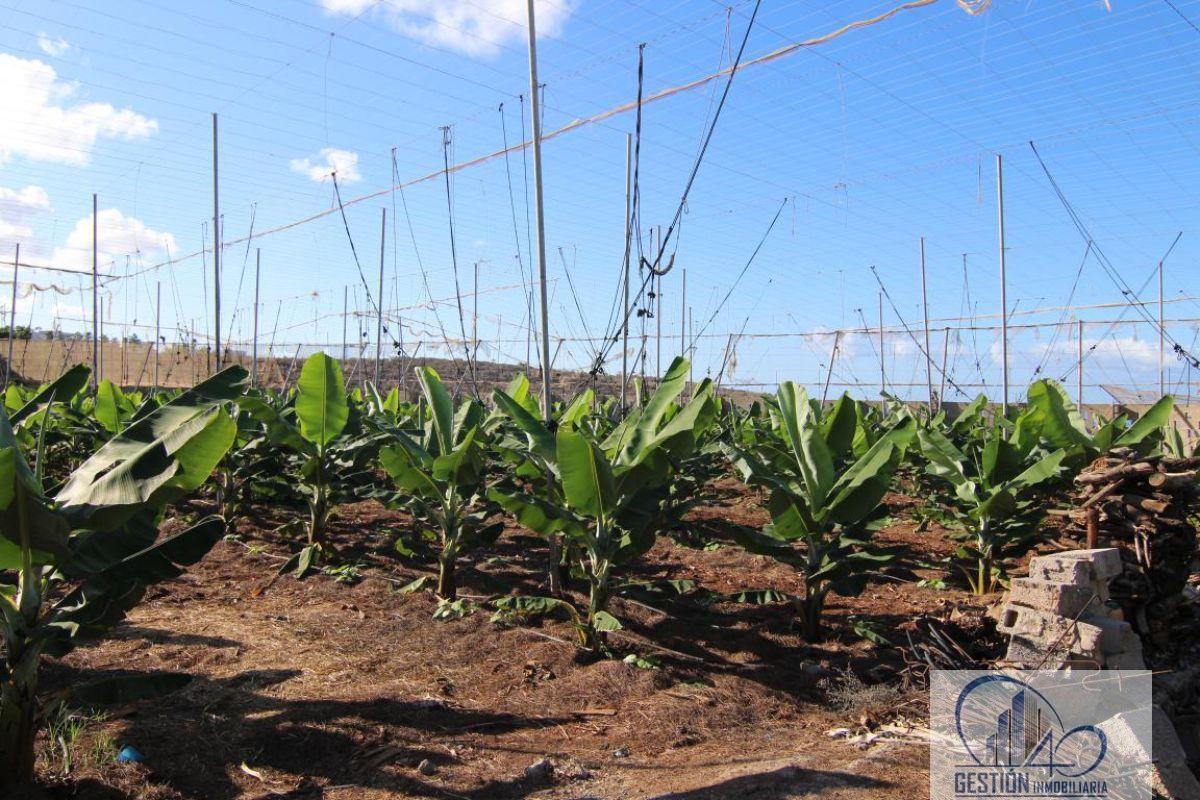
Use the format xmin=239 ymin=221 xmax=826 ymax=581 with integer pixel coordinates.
xmin=1029 ymin=141 xmax=1198 ymax=369
xmin=499 ymin=102 xmax=535 ymax=360
xmin=1163 ymin=0 xmax=1200 ymax=35
xmin=870 ymin=265 xmax=969 ymax=399
xmin=644 ymin=0 xmax=763 ymax=278
xmin=439 ymin=126 xmax=478 ymax=394
xmin=689 ymin=197 xmax=788 ymax=348
xmin=1032 ymin=240 xmax=1091 ymax=378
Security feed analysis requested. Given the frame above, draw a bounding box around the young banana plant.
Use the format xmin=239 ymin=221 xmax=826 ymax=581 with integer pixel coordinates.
xmin=724 ymin=386 xmax=915 ymax=641
xmin=379 ymin=367 xmax=499 ymax=602
xmin=918 ymin=417 xmax=1066 ymax=595
xmin=490 ymin=357 xmax=715 ymax=653
xmin=0 ymin=365 xmax=245 ymax=791
xmin=1019 ymin=379 xmax=1174 ymax=467
xmin=245 ymin=353 xmax=349 ymax=576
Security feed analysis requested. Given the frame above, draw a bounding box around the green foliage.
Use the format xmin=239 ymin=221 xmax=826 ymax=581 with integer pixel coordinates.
xmin=0 ymin=365 xmax=245 ymax=791
xmin=489 ymin=357 xmax=715 ymax=653
xmin=724 ymin=387 xmax=915 ymax=640
xmin=918 ymin=392 xmax=1069 ymax=594
xmin=378 ymin=367 xmax=497 ymax=602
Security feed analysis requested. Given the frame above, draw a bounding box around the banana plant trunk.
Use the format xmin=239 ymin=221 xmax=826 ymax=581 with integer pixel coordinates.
xmin=437 ymin=513 xmax=460 ymax=601
xmin=547 ymin=534 xmax=566 ymax=597
xmin=584 ymin=561 xmax=611 ymax=653
xmin=437 ymin=552 xmax=457 ymax=601
xmin=308 ymin=463 xmax=328 ymax=547
xmin=0 ymin=639 xmax=41 ymax=790
xmin=799 ymin=589 xmax=827 ymax=642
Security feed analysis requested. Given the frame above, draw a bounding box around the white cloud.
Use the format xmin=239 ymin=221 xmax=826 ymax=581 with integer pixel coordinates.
xmin=0 ymin=53 xmax=158 ymax=165
xmin=1014 ymin=332 xmax=1158 ymax=367
xmin=51 ymin=208 xmax=176 ymax=272
xmin=36 ymin=33 xmax=70 ymax=57
xmin=290 ymin=147 xmax=362 ymax=183
xmin=321 ymin=0 xmax=575 ymax=58
xmin=0 ymin=185 xmax=51 ymax=241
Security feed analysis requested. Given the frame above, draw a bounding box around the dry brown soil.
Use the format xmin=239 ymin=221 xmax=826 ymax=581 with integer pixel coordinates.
xmin=27 ymin=483 xmax=1005 ymax=800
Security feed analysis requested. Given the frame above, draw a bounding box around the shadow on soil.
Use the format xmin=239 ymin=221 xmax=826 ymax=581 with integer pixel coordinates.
xmin=648 ymin=764 xmax=891 ymax=799
xmin=41 ymin=663 xmax=579 ymax=800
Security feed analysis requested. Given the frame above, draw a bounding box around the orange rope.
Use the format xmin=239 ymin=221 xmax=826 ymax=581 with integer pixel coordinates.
xmin=120 ymin=0 xmax=972 ymax=281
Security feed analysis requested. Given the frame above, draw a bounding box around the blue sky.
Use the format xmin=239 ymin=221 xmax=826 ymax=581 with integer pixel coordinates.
xmin=0 ymin=0 xmax=1198 ymax=400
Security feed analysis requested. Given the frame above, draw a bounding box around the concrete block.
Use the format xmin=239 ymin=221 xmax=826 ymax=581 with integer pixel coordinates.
xmin=1007 ymin=577 xmax=1104 ymax=618
xmin=1088 ymin=615 xmax=1141 ymax=656
xmin=1153 ymin=705 xmax=1200 ymax=800
xmin=1027 ymin=548 xmax=1123 ymax=586
xmin=1103 ymin=648 xmax=1146 ymax=670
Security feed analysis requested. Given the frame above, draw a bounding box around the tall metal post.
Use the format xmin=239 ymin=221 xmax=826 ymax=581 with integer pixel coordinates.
xmin=375 ymin=207 xmax=386 ymax=386
xmin=688 ymin=306 xmax=694 ymax=393
xmin=1158 ymin=258 xmax=1165 ymax=397
xmin=154 ymin=282 xmax=161 ymax=391
xmin=97 ymin=303 xmax=103 ymax=383
xmin=525 ymin=0 xmax=552 ymax=418
xmin=1077 ymin=319 xmax=1084 ymax=406
xmin=821 ymin=331 xmax=840 ymax=405
xmin=655 ymin=273 xmax=662 ymax=379
xmin=252 ymin=250 xmax=260 ymax=388
xmin=920 ymin=236 xmax=933 ymax=409
xmin=7 ymin=244 xmax=18 ymax=387
xmin=996 ymin=153 xmax=1009 ymax=415
xmin=212 ymin=112 xmax=222 ymax=371
xmin=621 ymin=133 xmax=631 ymax=410
xmin=473 ymin=260 xmax=479 ymax=369
xmin=341 ymin=286 xmax=348 ymax=364
xmin=878 ymin=291 xmax=886 ymax=395
xmin=939 ymin=326 xmax=950 ymax=410
xmin=680 ymin=268 xmax=686 ymax=360
xmin=92 ymin=193 xmax=99 ymax=386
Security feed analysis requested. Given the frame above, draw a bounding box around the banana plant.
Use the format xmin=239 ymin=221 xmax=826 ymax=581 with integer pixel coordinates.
xmin=724 ymin=386 xmax=915 ymax=640
xmin=490 ymin=357 xmax=715 ymax=653
xmin=247 ymin=352 xmax=350 ymax=576
xmin=918 ymin=415 xmax=1067 ymax=595
xmin=378 ymin=367 xmax=499 ymax=602
xmin=0 ymin=366 xmax=245 ymax=791
xmin=1019 ymin=379 xmax=1173 ymax=468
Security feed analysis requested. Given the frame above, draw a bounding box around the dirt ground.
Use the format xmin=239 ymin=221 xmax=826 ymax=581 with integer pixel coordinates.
xmin=29 ymin=481 xmax=1007 ymax=800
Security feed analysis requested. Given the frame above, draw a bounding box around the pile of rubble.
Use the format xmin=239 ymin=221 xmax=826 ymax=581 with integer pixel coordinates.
xmin=996 ymin=547 xmax=1200 ymax=798
xmin=996 ymin=548 xmax=1143 ymax=669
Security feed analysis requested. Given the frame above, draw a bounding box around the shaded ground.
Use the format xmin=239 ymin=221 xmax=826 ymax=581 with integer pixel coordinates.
xmin=28 ymin=482 xmax=1005 ymax=800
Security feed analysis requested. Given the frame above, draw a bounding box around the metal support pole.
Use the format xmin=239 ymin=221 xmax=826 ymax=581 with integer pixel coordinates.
xmin=939 ymin=326 xmax=950 ymax=410
xmin=375 ymin=207 xmax=386 ymax=386
xmin=878 ymin=291 xmax=886 ymax=395
xmin=688 ymin=306 xmax=694 ymax=394
xmin=821 ymin=331 xmax=840 ymax=406
xmin=473 ymin=260 xmax=479 ymax=370
xmin=212 ymin=112 xmax=222 ymax=371
xmin=98 ymin=302 xmax=103 ymax=382
xmin=655 ymin=272 xmax=662 ymax=380
xmin=7 ymin=244 xmax=17 ymax=387
xmin=252 ymin=251 xmax=260 ymax=388
xmin=996 ymin=153 xmax=1009 ymax=415
xmin=920 ymin=236 xmax=933 ymax=409
xmin=1077 ymin=318 xmax=1084 ymax=407
xmin=621 ymin=133 xmax=631 ymax=410
xmin=680 ymin=268 xmax=686 ymax=360
xmin=154 ymin=282 xmax=161 ymax=391
xmin=92 ymin=193 xmax=99 ymax=386
xmin=1158 ymin=258 xmax=1165 ymax=397
xmin=526 ymin=0 xmax=552 ymax=418
xmin=341 ymin=286 xmax=348 ymax=364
